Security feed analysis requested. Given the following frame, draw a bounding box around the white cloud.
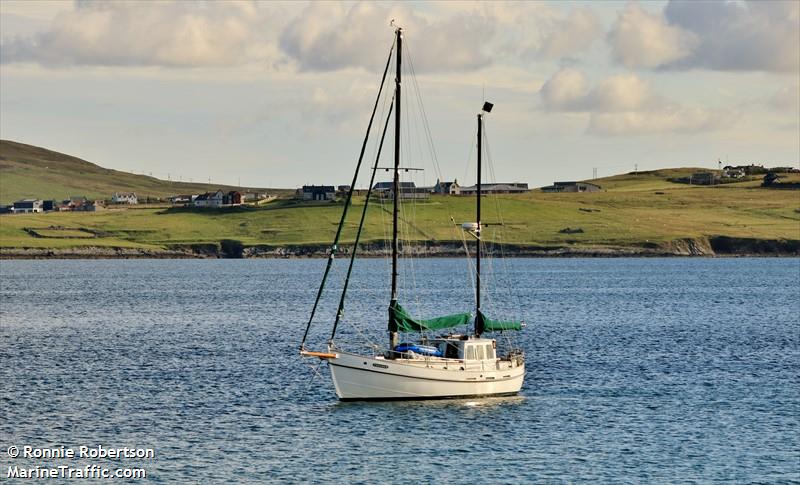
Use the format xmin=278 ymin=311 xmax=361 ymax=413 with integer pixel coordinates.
xmin=281 ymin=2 xmax=607 ymax=72
xmin=539 ymin=68 xmax=589 ymax=111
xmin=0 ymin=1 xmax=608 ymax=73
xmin=664 ymin=0 xmax=800 ymax=73
xmin=535 ymin=7 xmax=603 ymax=60
xmin=588 ymin=107 xmax=734 ymax=136
xmin=0 ymin=1 xmax=281 ymax=67
xmin=540 ymin=69 xmax=660 ymax=112
xmin=589 ymin=74 xmax=661 ymax=112
xmin=766 ymin=84 xmax=800 ymax=113
xmin=610 ymin=1 xmax=800 ymax=73
xmin=539 ymin=68 xmax=732 ymax=135
xmin=279 ymin=2 xmax=497 ymax=73
xmin=608 ymin=3 xmax=697 ymax=68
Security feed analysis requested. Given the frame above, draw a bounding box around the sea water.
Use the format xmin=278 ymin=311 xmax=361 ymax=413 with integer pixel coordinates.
xmin=1 ymin=258 xmax=798 ymax=483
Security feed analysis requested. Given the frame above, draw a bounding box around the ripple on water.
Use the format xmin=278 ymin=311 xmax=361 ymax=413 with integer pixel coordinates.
xmin=1 ymin=258 xmax=798 ymax=483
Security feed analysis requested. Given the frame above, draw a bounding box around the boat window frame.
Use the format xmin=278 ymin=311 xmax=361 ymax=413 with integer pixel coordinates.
xmin=465 ymin=345 xmax=476 ymax=361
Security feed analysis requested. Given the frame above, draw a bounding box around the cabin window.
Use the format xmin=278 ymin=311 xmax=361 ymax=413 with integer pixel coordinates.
xmin=485 ymin=344 xmax=495 ymax=360
xmin=476 ymin=345 xmax=485 ymax=360
xmin=465 ymin=346 xmax=476 ymax=361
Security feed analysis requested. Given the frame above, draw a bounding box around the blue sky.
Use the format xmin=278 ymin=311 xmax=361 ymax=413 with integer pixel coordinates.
xmin=1 ymin=0 xmax=798 ymax=189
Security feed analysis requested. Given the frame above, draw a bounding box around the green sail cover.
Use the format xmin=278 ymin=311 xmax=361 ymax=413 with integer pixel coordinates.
xmin=388 ymin=301 xmax=471 ymax=333
xmin=476 ymin=309 xmax=522 ymax=332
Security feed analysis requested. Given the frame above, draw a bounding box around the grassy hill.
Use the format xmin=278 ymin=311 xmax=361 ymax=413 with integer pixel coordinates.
xmin=1 ymin=167 xmax=798 ymax=256
xmin=0 ymin=140 xmax=289 ymax=204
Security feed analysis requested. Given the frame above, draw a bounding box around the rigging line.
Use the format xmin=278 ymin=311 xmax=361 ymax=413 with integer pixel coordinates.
xmin=402 ymin=75 xmax=422 ymax=318
xmin=303 ymin=360 xmax=326 ymax=392
xmin=480 ymin=122 xmax=500 ymax=315
xmin=379 ymin=193 xmax=390 ymax=273
xmin=340 ymin=83 xmax=393 ymax=348
xmin=301 ymin=40 xmax=395 ymax=350
xmin=464 ymin=135 xmax=475 ymax=188
xmin=334 ymin=61 xmax=393 ymax=347
xmin=453 ymin=217 xmax=478 ymax=306
xmin=330 ymin=98 xmax=395 ymax=343
xmin=408 ymin=41 xmax=475 ymax=317
xmin=409 ymin=45 xmax=476 ymax=327
xmin=339 ymin=312 xmax=380 ymax=354
xmin=405 ymin=43 xmax=444 ymax=184
xmin=408 ymin=171 xmax=421 ymax=321
xmin=483 ymin=121 xmax=522 ymax=324
xmin=451 ymin=218 xmax=475 ymax=334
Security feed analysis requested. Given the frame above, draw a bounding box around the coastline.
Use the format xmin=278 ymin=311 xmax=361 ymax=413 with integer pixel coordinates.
xmin=2 ymin=237 xmax=798 ymax=259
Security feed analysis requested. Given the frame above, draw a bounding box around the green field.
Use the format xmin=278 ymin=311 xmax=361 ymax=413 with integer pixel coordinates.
xmin=2 ymin=169 xmax=798 ymax=253
xmin=0 ymin=139 xmax=289 ymax=204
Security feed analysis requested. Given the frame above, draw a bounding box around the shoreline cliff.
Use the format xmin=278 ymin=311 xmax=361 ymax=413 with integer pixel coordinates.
xmin=2 ymin=237 xmax=798 ymax=259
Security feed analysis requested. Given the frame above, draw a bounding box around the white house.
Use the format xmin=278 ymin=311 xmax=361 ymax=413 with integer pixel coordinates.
xmin=433 ymin=179 xmax=460 ymax=195
xmin=193 ymin=190 xmax=225 ymax=208
xmin=11 ymin=199 xmax=43 ymax=213
xmin=111 ymin=192 xmax=138 ymax=204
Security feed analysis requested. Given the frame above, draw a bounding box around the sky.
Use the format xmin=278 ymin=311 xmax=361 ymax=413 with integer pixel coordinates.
xmin=0 ymin=0 xmax=798 ymax=189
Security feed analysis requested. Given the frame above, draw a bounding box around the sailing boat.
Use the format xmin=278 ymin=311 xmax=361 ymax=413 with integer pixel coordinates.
xmin=300 ymin=27 xmax=525 ymax=400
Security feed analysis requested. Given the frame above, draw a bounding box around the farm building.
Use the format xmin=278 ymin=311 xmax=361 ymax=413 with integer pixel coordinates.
xmin=194 ymin=190 xmax=225 ymax=208
xmin=373 ymin=181 xmax=430 ymax=199
xmin=373 ymin=181 xmax=416 ymax=193
xmin=541 ymin=182 xmax=601 ymax=193
xmin=689 ymin=173 xmax=720 ymax=185
xmin=300 ymin=185 xmax=336 ymax=201
xmin=722 ymin=168 xmax=746 ymax=179
xmin=11 ymin=199 xmax=43 ymax=213
xmin=223 ymin=191 xmax=243 ymax=205
xmin=67 ymin=196 xmax=87 ymax=209
xmin=70 ymin=200 xmax=104 ymax=212
xmin=244 ymin=192 xmax=269 ymax=202
xmin=762 ymin=173 xmax=781 ymax=186
xmin=433 ymin=179 xmax=461 ymax=195
xmin=460 ymin=183 xmax=529 ymax=195
xmin=111 ymin=192 xmax=138 ymax=204
xmin=169 ymin=194 xmax=196 ymax=205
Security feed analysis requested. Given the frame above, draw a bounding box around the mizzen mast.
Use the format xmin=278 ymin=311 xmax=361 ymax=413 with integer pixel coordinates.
xmin=475 ymin=101 xmax=492 ymax=337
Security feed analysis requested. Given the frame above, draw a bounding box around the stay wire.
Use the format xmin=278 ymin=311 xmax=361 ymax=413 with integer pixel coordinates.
xmin=330 ymin=97 xmax=395 ymax=345
xmin=301 ymin=40 xmax=395 ymax=350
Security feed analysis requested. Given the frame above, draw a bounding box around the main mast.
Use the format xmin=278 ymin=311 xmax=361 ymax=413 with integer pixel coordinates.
xmin=390 ymin=27 xmax=402 ymax=350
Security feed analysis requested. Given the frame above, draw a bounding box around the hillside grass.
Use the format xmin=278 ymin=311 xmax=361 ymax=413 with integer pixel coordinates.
xmin=0 ymin=140 xmax=290 ymax=204
xmin=2 ymin=170 xmax=798 ymax=251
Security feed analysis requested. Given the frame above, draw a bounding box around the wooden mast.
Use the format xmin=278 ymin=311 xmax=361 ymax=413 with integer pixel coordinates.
xmin=390 ymin=27 xmax=402 ymax=350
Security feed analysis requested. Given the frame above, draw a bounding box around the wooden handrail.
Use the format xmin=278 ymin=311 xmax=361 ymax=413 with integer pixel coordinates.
xmin=300 ymin=350 xmax=337 ymax=359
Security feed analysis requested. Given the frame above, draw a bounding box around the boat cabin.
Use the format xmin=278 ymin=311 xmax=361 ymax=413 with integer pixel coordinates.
xmin=433 ymin=337 xmax=496 ymax=362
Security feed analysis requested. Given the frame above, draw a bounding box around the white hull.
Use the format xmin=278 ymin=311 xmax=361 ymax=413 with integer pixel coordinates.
xmin=328 ymin=351 xmax=525 ymax=400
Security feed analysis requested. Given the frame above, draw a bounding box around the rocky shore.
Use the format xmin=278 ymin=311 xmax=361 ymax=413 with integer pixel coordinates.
xmin=1 ymin=236 xmax=798 ymax=259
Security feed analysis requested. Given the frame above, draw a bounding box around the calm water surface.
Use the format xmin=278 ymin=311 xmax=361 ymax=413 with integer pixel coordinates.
xmin=1 ymin=258 xmax=798 ymax=483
